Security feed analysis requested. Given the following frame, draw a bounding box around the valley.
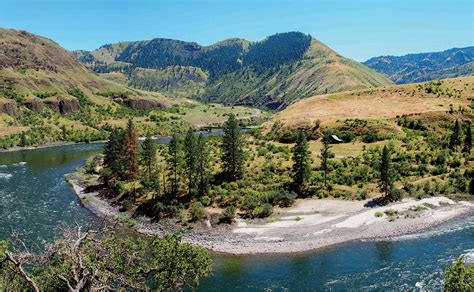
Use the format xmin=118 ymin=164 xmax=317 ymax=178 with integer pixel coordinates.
xmin=0 ymin=8 xmax=472 ymax=289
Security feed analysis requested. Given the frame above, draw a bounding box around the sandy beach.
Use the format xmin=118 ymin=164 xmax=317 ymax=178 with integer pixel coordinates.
xmin=70 ymin=178 xmax=474 ymax=255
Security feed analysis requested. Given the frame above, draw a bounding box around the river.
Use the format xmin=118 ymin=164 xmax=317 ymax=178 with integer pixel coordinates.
xmin=0 ymin=143 xmax=472 ymax=291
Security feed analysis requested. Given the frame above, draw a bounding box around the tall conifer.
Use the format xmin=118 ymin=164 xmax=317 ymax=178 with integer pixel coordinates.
xmin=184 ymin=128 xmax=197 ymax=196
xmin=123 ymin=119 xmax=139 ymax=180
xmin=167 ymin=133 xmax=183 ymax=196
xmin=196 ymin=133 xmax=209 ymax=196
xmin=140 ymin=132 xmax=157 ymax=181
xmin=292 ymin=130 xmax=310 ymax=195
xmin=221 ymin=114 xmax=245 ymax=181
xmin=379 ymin=145 xmax=394 ymax=199
xmin=463 ymin=122 xmax=472 ymax=154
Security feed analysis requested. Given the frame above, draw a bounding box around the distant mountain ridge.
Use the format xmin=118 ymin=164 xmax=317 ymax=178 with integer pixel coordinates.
xmin=75 ymin=32 xmax=392 ymax=109
xmin=364 ymin=47 xmax=474 ymax=84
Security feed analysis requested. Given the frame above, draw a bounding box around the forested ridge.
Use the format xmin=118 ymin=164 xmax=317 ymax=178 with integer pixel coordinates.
xmin=76 ymin=32 xmax=391 ymax=109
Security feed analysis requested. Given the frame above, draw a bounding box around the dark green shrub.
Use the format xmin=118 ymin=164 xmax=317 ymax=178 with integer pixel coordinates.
xmin=200 ymin=196 xmax=212 ymax=207
xmin=219 ymin=205 xmax=236 ymax=224
xmin=190 ymin=202 xmax=207 ymax=221
xmin=269 ymin=190 xmax=297 ymax=207
xmin=253 ymin=203 xmax=273 ymax=218
xmin=388 ymin=188 xmax=405 ymax=202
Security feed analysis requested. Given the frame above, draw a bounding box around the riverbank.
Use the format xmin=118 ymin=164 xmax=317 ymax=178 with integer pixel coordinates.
xmin=69 ymin=177 xmax=474 ymax=255
xmin=0 ymin=141 xmax=104 ymax=153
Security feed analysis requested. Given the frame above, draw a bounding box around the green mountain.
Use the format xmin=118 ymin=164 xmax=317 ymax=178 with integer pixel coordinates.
xmin=364 ymin=47 xmax=474 ymax=84
xmin=75 ymin=32 xmax=392 ymax=109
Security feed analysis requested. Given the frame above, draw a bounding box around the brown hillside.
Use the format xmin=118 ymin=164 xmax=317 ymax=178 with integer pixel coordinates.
xmin=0 ymin=28 xmax=172 ymax=108
xmin=269 ymin=76 xmax=474 ymax=129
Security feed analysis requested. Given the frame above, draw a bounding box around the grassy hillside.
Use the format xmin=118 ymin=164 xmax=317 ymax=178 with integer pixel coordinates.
xmin=76 ymin=32 xmax=392 ymax=109
xmin=364 ymin=47 xmax=474 ymax=84
xmin=267 ymin=76 xmax=473 ymax=142
xmin=0 ymin=28 xmax=262 ymax=148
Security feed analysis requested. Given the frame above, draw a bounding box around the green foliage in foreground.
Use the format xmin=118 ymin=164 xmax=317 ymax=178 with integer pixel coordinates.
xmin=0 ymin=227 xmax=212 ymax=291
xmin=444 ymin=257 xmax=474 ymax=291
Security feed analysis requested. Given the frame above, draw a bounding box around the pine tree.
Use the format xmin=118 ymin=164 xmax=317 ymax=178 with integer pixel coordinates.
xmin=379 ymin=145 xmax=394 ymax=200
xmin=462 ymin=121 xmax=472 ymax=154
xmin=167 ymin=133 xmax=183 ymax=196
xmin=102 ymin=128 xmax=125 ymax=182
xmin=184 ymin=128 xmax=197 ymax=196
xmin=123 ymin=119 xmax=139 ymax=180
xmin=221 ymin=114 xmax=245 ymax=181
xmin=195 ymin=133 xmax=209 ymax=196
xmin=140 ymin=132 xmax=157 ymax=182
xmin=291 ymin=130 xmax=310 ymax=195
xmin=319 ymin=133 xmax=332 ymax=188
xmin=20 ymin=132 xmax=27 ymax=147
xmin=449 ymin=120 xmax=461 ymax=151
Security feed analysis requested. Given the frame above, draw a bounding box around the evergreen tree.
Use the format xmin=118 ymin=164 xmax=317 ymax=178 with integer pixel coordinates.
xmin=61 ymin=125 xmax=67 ymax=141
xmin=462 ymin=121 xmax=472 ymax=154
xmin=291 ymin=130 xmax=310 ymax=195
xmin=184 ymin=128 xmax=197 ymax=196
xmin=140 ymin=132 xmax=157 ymax=182
xmin=20 ymin=132 xmax=27 ymax=147
xmin=319 ymin=133 xmax=332 ymax=187
xmin=379 ymin=145 xmax=395 ymax=200
xmin=123 ymin=119 xmax=139 ymax=180
xmin=449 ymin=120 xmax=461 ymax=151
xmin=102 ymin=128 xmax=125 ymax=182
xmin=195 ymin=133 xmax=210 ymax=196
xmin=167 ymin=133 xmax=183 ymax=196
xmin=221 ymin=114 xmax=245 ymax=181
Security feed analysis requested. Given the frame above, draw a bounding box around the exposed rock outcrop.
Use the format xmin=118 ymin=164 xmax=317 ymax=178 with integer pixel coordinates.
xmin=45 ymin=96 xmax=80 ymax=114
xmin=0 ymin=99 xmax=18 ymax=117
xmin=115 ymin=97 xmax=167 ymax=110
xmin=23 ymin=98 xmax=44 ymax=112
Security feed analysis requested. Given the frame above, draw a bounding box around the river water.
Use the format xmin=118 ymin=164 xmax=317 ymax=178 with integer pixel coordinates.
xmin=0 ymin=143 xmax=472 ymax=291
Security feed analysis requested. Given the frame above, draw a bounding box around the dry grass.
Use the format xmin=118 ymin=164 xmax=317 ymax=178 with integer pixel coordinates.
xmin=270 ymin=76 xmax=473 ymax=129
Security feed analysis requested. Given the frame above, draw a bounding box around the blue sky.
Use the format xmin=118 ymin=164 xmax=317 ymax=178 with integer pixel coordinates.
xmin=1 ymin=0 xmax=472 ymax=61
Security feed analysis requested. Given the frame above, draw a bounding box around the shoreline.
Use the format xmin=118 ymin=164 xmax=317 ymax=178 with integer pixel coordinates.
xmin=68 ymin=177 xmax=474 ymax=256
xmin=0 ymin=129 xmax=225 ymax=153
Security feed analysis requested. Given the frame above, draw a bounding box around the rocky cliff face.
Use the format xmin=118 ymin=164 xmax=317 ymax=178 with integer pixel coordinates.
xmin=45 ymin=96 xmax=80 ymax=114
xmin=114 ymin=97 xmax=167 ymax=110
xmin=0 ymin=99 xmax=18 ymax=117
xmin=23 ymin=98 xmax=44 ymax=112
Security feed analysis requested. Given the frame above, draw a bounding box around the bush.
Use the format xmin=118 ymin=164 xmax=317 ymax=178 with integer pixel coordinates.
xmin=84 ymin=156 xmax=100 ymax=174
xmin=190 ymin=202 xmax=207 ymax=221
xmin=269 ymin=190 xmax=297 ymax=207
xmin=444 ymin=257 xmax=474 ymax=291
xmin=278 ymin=130 xmax=298 ymax=143
xmin=253 ymin=203 xmax=273 ymax=218
xmin=219 ymin=206 xmax=236 ymax=224
xmin=356 ymin=189 xmax=368 ymax=201
xmin=388 ymin=188 xmax=405 ymax=202
xmin=200 ymin=196 xmax=212 ymax=207
xmin=375 ymin=211 xmax=384 ymax=218
xmin=240 ymin=194 xmax=258 ymax=216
